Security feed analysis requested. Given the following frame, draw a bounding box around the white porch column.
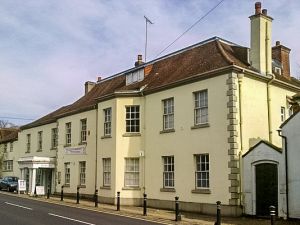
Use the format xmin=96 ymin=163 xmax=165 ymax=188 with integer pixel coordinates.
xmin=29 ymin=169 xmax=32 ymax=194
xmin=30 ymin=168 xmax=37 ymax=196
xmin=20 ymin=169 xmax=24 ymax=180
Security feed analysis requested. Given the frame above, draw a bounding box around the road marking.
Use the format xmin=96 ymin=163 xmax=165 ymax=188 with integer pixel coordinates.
xmin=48 ymin=213 xmax=95 ymax=225
xmin=5 ymin=202 xmax=33 ymax=210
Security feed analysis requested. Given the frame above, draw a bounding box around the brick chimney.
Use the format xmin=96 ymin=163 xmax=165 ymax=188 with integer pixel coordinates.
xmin=85 ymin=81 xmax=96 ymax=95
xmin=135 ymin=55 xmax=144 ymax=67
xmin=272 ymin=41 xmax=291 ymax=79
xmin=249 ymin=2 xmax=273 ymax=75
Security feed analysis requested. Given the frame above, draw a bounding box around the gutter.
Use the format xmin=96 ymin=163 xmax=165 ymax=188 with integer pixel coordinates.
xmin=237 ymin=72 xmax=244 ymax=208
xmin=95 ymin=106 xmax=99 ymax=191
xmin=277 ymin=129 xmax=289 ymax=219
xmin=267 ymin=74 xmax=275 ymax=142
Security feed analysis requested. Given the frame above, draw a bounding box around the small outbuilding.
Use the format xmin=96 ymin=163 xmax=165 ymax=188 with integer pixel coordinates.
xmin=242 ymin=140 xmax=286 ymax=218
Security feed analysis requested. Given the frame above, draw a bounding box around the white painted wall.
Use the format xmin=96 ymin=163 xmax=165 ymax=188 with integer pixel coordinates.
xmin=282 ymin=111 xmax=300 ymax=219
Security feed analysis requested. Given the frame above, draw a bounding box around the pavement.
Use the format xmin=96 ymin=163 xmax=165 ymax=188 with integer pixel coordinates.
xmin=1 ymin=191 xmax=299 ymax=225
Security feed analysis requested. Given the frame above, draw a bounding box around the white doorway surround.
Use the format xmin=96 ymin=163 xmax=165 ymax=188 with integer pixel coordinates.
xmin=18 ymin=156 xmax=56 ymax=196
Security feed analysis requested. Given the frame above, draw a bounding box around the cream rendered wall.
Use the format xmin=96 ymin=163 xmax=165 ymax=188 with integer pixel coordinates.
xmin=269 ymin=85 xmax=295 ymax=146
xmin=1 ymin=123 xmax=58 ymax=179
xmin=1 ymin=140 xmax=20 ymax=178
xmin=241 ymin=76 xmax=297 ymax=151
xmin=145 ymin=74 xmax=230 ymax=204
xmin=114 ymin=97 xmax=145 ymax=201
xmin=240 ymin=76 xmax=269 ymax=151
xmin=97 ymin=99 xmax=117 ymax=200
xmin=56 ymin=110 xmax=97 ymax=195
xmin=19 ymin=123 xmax=58 ymax=159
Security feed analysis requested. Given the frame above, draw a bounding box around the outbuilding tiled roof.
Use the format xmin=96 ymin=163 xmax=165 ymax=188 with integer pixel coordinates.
xmin=20 ymin=37 xmax=300 ymax=130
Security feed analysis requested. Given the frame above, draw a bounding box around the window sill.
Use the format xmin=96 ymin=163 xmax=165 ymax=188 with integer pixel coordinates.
xmin=101 ymin=135 xmax=112 ymax=139
xmin=122 ymin=133 xmax=141 ymax=137
xmin=78 ymin=142 xmax=87 ymax=146
xmin=64 ymin=144 xmax=72 ymax=147
xmin=191 ymin=189 xmax=211 ymax=194
xmin=25 ymin=151 xmax=30 ymax=154
xmin=122 ymin=187 xmax=141 ymax=190
xmin=191 ymin=123 xmax=210 ymax=130
xmin=100 ymin=186 xmax=111 ymax=190
xmin=77 ymin=185 xmax=86 ymax=188
xmin=159 ymin=129 xmax=175 ymax=134
xmin=63 ymin=184 xmax=70 ymax=188
xmin=160 ymin=188 xmax=176 ymax=192
xmin=50 ymin=147 xmax=57 ymax=150
xmin=36 ymin=149 xmax=42 ymax=152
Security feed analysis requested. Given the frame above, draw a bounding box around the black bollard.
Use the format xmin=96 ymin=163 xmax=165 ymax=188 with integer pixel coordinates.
xmin=94 ymin=189 xmax=98 ymax=207
xmin=60 ymin=185 xmax=64 ymax=201
xmin=117 ymin=191 xmax=120 ymax=211
xmin=270 ymin=205 xmax=276 ymax=225
xmin=215 ymin=201 xmax=221 ymax=225
xmin=175 ymin=196 xmax=180 ymax=221
xmin=47 ymin=185 xmax=50 ymax=199
xmin=76 ymin=186 xmax=80 ymax=204
xmin=143 ymin=193 xmax=147 ymax=216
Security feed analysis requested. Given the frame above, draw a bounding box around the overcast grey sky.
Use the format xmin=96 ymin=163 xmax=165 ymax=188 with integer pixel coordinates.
xmin=0 ymin=0 xmax=299 ymax=126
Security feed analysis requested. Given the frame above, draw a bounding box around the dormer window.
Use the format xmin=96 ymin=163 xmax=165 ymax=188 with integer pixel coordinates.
xmin=274 ymin=67 xmax=282 ymax=75
xmin=126 ymin=69 xmax=144 ymax=85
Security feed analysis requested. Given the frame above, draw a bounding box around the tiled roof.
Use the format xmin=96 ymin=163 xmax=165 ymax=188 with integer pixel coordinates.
xmin=21 ymin=37 xmax=300 ymax=130
xmin=0 ymin=128 xmax=19 ymax=143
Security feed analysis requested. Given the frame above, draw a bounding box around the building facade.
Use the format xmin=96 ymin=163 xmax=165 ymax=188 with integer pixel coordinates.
xmin=1 ymin=2 xmax=300 ymax=216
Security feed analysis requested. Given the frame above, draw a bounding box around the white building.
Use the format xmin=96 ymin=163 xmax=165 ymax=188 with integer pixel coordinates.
xmin=280 ymin=110 xmax=300 ymax=219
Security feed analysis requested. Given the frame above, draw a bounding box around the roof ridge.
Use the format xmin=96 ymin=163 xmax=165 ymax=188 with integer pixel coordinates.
xmin=216 ymin=40 xmax=234 ymax=65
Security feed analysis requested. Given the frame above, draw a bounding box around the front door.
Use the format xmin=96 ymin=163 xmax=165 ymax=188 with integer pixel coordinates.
xmin=255 ymin=163 xmax=278 ymax=216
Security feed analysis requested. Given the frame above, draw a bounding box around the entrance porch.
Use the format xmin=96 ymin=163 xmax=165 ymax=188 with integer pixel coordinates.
xmin=18 ymin=156 xmax=56 ymax=196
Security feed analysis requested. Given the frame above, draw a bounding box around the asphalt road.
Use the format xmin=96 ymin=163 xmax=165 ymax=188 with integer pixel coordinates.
xmin=0 ymin=192 xmax=162 ymax=225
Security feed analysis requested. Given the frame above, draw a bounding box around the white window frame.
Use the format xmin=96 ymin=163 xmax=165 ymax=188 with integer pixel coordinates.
xmin=195 ymin=154 xmax=210 ymax=189
xmin=281 ymin=107 xmax=286 ymax=122
xmin=126 ymin=69 xmax=144 ymax=85
xmin=163 ymin=156 xmax=174 ymax=188
xmin=124 ymin=158 xmax=139 ymax=187
xmin=79 ymin=161 xmax=86 ymax=185
xmin=3 ymin=160 xmax=13 ymax=171
xmin=103 ymin=158 xmax=111 ymax=187
xmin=37 ymin=131 xmax=43 ymax=151
xmin=125 ymin=106 xmax=140 ymax=133
xmin=51 ymin=128 xmax=58 ymax=149
xmin=194 ymin=90 xmax=208 ymax=125
xmin=80 ymin=119 xmax=87 ymax=143
xmin=10 ymin=142 xmax=13 ymax=152
xmin=163 ymin=98 xmax=174 ymax=130
xmin=26 ymin=134 xmax=31 ymax=153
xmin=65 ymin=122 xmax=71 ymax=145
xmin=104 ymin=108 xmax=112 ymax=136
xmin=64 ymin=163 xmax=70 ymax=185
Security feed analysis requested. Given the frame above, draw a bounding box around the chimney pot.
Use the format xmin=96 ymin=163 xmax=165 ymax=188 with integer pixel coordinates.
xmin=276 ymin=41 xmax=280 ymax=46
xmin=135 ymin=54 xmax=144 ymax=67
xmin=138 ymin=54 xmax=142 ymax=61
xmin=262 ymin=9 xmax=267 ymax=16
xmin=97 ymin=76 xmax=102 ymax=82
xmin=255 ymin=2 xmax=262 ymax=14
